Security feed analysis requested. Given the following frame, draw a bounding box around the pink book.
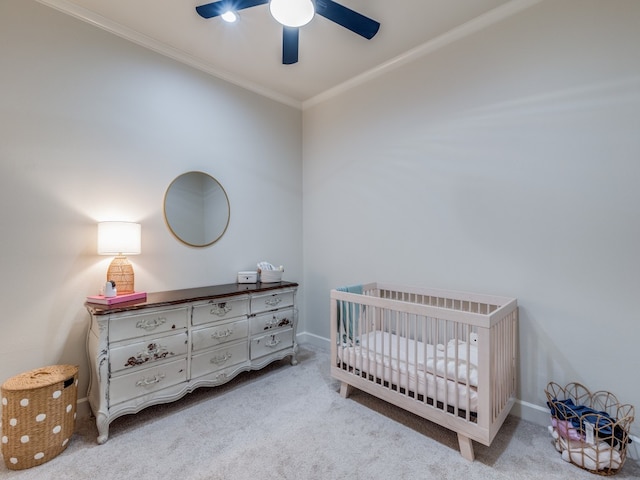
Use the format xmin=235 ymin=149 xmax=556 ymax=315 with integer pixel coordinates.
xmin=86 ymin=291 xmax=147 ymax=305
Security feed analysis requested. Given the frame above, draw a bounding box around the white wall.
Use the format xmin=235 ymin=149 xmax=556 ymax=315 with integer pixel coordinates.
xmin=0 ymin=0 xmax=302 ymax=402
xmin=303 ymin=0 xmax=640 ymax=440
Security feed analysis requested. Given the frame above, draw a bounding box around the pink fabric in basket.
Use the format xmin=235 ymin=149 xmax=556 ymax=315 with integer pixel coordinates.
xmin=552 ymin=417 xmax=582 ymax=441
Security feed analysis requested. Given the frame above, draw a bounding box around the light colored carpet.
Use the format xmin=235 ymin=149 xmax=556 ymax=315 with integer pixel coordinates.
xmin=1 ymin=345 xmax=638 ymax=479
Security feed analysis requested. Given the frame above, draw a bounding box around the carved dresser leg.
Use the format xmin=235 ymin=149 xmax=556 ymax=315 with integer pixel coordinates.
xmin=95 ymin=412 xmax=110 ymax=445
xmin=290 ymin=343 xmax=299 ymax=365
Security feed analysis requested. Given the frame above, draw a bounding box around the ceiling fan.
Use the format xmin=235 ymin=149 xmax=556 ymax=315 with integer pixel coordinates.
xmin=195 ymin=0 xmax=380 ymax=65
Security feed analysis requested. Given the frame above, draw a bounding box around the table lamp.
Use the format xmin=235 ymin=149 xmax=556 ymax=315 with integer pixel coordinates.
xmin=97 ymin=221 xmax=141 ymax=295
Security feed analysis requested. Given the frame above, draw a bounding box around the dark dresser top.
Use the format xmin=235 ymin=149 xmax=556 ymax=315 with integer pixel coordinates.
xmin=85 ymin=281 xmax=298 ymax=315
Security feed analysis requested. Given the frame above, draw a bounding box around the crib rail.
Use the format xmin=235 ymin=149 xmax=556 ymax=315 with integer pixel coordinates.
xmin=373 ymin=282 xmax=514 ymax=312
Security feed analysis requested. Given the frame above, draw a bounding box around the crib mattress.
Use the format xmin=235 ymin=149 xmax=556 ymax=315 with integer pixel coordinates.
xmin=337 ymin=331 xmax=478 ymax=413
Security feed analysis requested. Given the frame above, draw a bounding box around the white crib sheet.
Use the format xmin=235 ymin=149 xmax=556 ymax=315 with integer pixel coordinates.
xmin=338 ymin=331 xmax=478 ymax=413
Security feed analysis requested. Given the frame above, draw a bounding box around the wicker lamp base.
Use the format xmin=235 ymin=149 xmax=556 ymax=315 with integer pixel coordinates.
xmin=107 ymin=255 xmax=135 ymax=294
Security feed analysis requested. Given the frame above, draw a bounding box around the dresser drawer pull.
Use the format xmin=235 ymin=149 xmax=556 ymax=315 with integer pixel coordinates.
xmin=265 ymin=336 xmax=281 ymax=348
xmin=265 ymin=317 xmax=277 ymax=329
xmin=211 ymin=328 xmax=234 ymax=339
xmin=210 ymin=352 xmax=232 ymax=365
xmin=265 ymin=297 xmax=282 ymax=307
xmin=135 ymin=373 xmax=166 ymax=388
xmin=136 ymin=317 xmax=166 ymax=331
xmin=210 ymin=303 xmax=232 ymax=317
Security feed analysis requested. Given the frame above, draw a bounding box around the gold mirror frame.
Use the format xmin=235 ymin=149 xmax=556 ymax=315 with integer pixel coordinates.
xmin=163 ymin=171 xmax=230 ymax=247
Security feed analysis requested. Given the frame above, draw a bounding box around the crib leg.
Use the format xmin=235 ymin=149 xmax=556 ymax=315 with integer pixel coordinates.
xmin=339 ymin=382 xmax=353 ymax=398
xmin=457 ymin=434 xmax=475 ymax=461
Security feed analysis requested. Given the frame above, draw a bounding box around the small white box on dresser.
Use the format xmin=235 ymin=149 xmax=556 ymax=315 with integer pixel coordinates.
xmin=237 ymin=271 xmax=258 ymax=283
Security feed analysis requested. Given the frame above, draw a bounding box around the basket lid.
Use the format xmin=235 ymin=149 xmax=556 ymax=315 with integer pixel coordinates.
xmin=1 ymin=365 xmax=78 ymax=392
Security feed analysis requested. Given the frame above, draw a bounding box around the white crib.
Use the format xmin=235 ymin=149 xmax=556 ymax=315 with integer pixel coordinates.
xmin=330 ymin=283 xmax=518 ymax=461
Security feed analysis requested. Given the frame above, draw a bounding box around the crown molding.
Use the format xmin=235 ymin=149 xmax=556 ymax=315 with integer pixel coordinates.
xmin=303 ymin=0 xmax=544 ymax=109
xmin=35 ymin=0 xmax=302 ymax=109
xmin=36 ymin=0 xmax=542 ymax=111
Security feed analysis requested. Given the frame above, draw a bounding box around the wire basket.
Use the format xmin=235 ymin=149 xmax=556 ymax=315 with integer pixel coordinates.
xmin=545 ymin=382 xmax=634 ymax=476
xmin=1 ymin=365 xmax=78 ymax=470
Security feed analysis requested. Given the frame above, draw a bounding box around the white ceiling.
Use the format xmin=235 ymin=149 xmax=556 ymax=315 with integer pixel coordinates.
xmin=36 ymin=0 xmax=539 ymax=108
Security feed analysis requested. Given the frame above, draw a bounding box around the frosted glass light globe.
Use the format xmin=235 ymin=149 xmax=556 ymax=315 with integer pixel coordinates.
xmin=269 ymin=0 xmax=314 ymax=27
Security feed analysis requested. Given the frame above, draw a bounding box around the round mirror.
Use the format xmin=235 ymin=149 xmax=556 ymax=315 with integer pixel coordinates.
xmin=163 ymin=171 xmax=230 ymax=247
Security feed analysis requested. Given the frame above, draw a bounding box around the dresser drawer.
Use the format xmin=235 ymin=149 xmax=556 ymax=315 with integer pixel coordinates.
xmin=250 ymin=290 xmax=295 ymax=314
xmin=250 ymin=328 xmax=294 ymax=360
xmin=192 ymin=296 xmax=249 ymax=326
xmin=110 ymin=307 xmax=189 ymax=342
xmin=109 ymin=358 xmax=187 ymax=406
xmin=192 ymin=318 xmax=248 ymax=352
xmin=110 ymin=331 xmax=188 ymax=374
xmin=250 ymin=308 xmax=295 ymax=336
xmin=191 ymin=341 xmax=248 ymax=379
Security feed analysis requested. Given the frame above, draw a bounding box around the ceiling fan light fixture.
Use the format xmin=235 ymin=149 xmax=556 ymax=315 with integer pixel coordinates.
xmin=269 ymin=0 xmax=314 ymax=28
xmin=221 ymin=10 xmax=237 ymax=22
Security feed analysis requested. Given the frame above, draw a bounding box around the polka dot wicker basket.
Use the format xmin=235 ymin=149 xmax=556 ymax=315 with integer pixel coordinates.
xmin=1 ymin=365 xmax=78 ymax=470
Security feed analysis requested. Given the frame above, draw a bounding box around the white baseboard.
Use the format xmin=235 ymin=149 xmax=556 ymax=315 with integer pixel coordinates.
xmin=76 ymin=396 xmax=91 ymax=420
xmin=512 ymin=398 xmax=552 ymax=427
xmin=296 ymin=331 xmax=331 ymax=350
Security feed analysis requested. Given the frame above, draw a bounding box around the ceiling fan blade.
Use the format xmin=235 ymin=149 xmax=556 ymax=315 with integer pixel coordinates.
xmin=282 ymin=26 xmax=299 ymax=65
xmin=314 ymin=0 xmax=380 ymax=39
xmin=196 ymin=0 xmax=268 ymax=19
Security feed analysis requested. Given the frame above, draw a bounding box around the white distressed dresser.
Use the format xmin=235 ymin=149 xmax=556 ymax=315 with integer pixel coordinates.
xmin=85 ymin=281 xmax=298 ymax=444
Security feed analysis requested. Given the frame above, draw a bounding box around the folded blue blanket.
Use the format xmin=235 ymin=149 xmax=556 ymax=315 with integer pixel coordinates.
xmin=336 ymin=285 xmax=363 ymax=344
xmin=548 ymin=398 xmax=631 ymax=448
